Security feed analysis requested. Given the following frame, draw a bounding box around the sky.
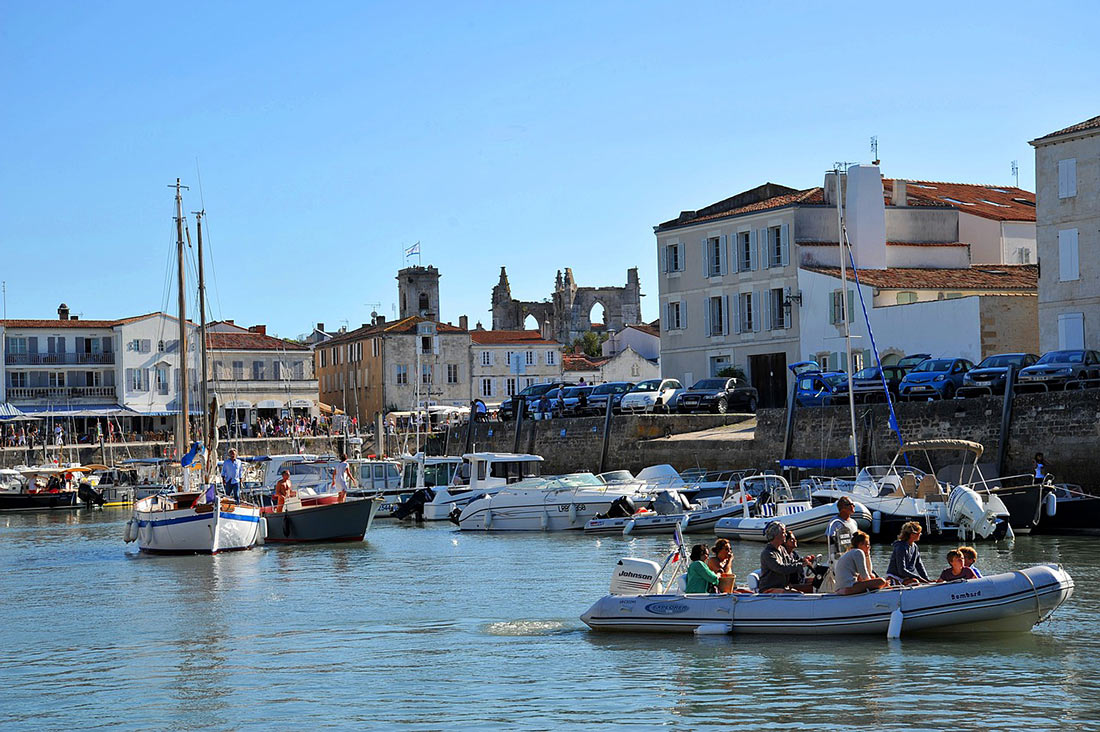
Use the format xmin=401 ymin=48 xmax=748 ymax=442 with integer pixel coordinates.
xmin=1 ymin=1 xmax=1097 ymax=340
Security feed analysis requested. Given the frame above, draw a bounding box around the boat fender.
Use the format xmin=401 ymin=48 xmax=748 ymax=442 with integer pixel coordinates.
xmin=622 ymin=519 xmax=635 ymax=536
xmin=1045 ymin=492 xmax=1057 ymax=518
xmin=871 ymin=511 xmax=882 ymax=536
xmin=123 ymin=518 xmax=137 ymax=543
xmin=540 ymin=511 xmax=549 ymax=531
xmin=568 ymin=503 xmax=577 ymax=524
xmin=694 ymin=623 xmax=731 ymax=636
xmin=887 ymin=606 xmax=904 ymax=639
xmin=484 ymin=508 xmax=493 ymax=529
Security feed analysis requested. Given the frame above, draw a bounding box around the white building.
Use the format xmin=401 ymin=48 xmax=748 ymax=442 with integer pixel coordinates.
xmin=1030 ymin=115 xmax=1100 ymax=351
xmin=469 ymin=329 xmax=564 ymax=403
xmin=602 ymin=322 xmax=661 ymax=361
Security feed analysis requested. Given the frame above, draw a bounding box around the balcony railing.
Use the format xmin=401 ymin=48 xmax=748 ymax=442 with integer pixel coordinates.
xmin=7 ymin=386 xmax=118 ymax=400
xmin=5 ymin=352 xmax=116 ymax=366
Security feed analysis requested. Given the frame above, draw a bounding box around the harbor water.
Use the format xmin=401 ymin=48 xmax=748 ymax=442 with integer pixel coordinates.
xmin=2 ymin=509 xmax=1098 ymax=730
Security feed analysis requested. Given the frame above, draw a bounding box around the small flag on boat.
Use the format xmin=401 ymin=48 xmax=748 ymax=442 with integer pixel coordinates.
xmin=180 ymin=441 xmax=204 ymax=468
xmin=405 ymin=241 xmax=421 ymax=257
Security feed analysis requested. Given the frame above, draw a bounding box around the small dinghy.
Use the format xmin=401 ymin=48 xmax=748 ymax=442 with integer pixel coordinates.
xmin=580 ymin=530 xmax=1075 ymax=636
xmin=584 ymin=489 xmax=749 ymax=536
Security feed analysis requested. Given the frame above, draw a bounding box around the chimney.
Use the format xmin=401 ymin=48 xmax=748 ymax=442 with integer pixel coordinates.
xmin=316 ymin=322 xmax=325 ymax=332
xmin=70 ymin=316 xmax=79 ymax=321
xmin=226 ymin=319 xmax=235 ymax=325
xmin=459 ymin=315 xmax=469 ymax=330
xmin=892 ymin=180 xmax=907 ymax=207
xmin=376 ymin=315 xmax=386 ymax=325
xmin=58 ymin=303 xmax=70 ymax=320
xmin=248 ymin=324 xmax=267 ymax=335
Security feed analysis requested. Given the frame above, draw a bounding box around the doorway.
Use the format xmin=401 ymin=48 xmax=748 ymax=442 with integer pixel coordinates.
xmin=749 ymin=352 xmax=788 ymax=409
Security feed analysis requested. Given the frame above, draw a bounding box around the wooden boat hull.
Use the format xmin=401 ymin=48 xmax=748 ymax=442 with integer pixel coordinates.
xmin=132 ymin=493 xmax=262 ymax=554
xmin=263 ymin=497 xmax=381 ymax=543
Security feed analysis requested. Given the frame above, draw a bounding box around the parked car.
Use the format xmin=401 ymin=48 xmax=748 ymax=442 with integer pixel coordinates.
xmin=896 ymin=353 xmax=931 ymax=375
xmin=584 ymin=381 xmax=634 ymax=415
xmin=962 ymin=353 xmax=1040 ymax=394
xmin=1018 ymin=349 xmax=1100 ymax=390
xmin=676 ymin=377 xmax=759 ymax=414
xmin=499 ymin=381 xmax=575 ymax=420
xmin=897 ymin=357 xmax=974 ymax=400
xmin=794 ymin=370 xmax=850 ymax=407
xmin=851 ymin=365 xmax=907 ymax=402
xmin=619 ymin=378 xmax=684 ymax=413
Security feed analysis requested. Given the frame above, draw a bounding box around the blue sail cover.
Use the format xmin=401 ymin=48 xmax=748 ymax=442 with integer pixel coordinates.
xmin=779 ymin=455 xmax=857 ymax=470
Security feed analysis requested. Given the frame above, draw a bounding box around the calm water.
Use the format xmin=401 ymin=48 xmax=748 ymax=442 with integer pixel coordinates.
xmin=1 ymin=510 xmax=1098 ymax=731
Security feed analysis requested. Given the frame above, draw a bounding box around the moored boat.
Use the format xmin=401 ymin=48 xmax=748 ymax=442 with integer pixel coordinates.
xmin=263 ymin=495 xmax=382 ymax=543
xmin=127 ymin=488 xmax=263 ymax=554
xmin=713 ymin=473 xmax=872 ymax=542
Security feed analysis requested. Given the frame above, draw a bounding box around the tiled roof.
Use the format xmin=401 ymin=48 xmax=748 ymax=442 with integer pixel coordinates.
xmin=625 ymin=323 xmax=660 ymax=337
xmin=563 ymin=353 xmax=608 ymax=371
xmin=884 ymin=180 xmax=1035 ymax=222
xmin=206 ymin=331 xmax=309 ymax=351
xmin=0 ymin=311 xmax=180 ymax=329
xmin=1032 ymin=114 xmax=1100 ymax=143
xmin=324 ymin=316 xmax=466 ymax=345
xmin=470 ymin=330 xmax=560 ymax=345
xmin=657 ymin=186 xmax=822 ymax=231
xmin=798 ymin=241 xmax=969 ymax=248
xmin=802 ymin=264 xmax=1037 ymax=291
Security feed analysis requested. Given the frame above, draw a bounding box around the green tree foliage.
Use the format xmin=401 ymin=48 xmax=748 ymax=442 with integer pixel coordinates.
xmin=570 ymin=332 xmax=608 ymax=358
xmin=716 ymin=365 xmax=747 ymax=381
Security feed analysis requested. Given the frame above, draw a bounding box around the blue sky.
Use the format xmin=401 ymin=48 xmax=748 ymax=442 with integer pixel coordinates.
xmin=1 ymin=1 xmax=1096 ymax=338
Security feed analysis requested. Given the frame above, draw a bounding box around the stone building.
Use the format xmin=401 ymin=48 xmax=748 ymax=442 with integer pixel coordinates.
xmin=1030 ymin=115 xmax=1100 ymax=351
xmin=398 ymin=266 xmax=441 ymax=320
xmin=491 ymin=266 xmax=643 ymax=345
xmin=469 ymin=329 xmax=564 ymax=403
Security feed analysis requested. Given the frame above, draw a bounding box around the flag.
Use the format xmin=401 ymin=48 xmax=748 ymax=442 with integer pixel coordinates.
xmin=180 ymin=440 xmax=204 ymax=468
xmin=405 ymin=241 xmax=421 ymax=257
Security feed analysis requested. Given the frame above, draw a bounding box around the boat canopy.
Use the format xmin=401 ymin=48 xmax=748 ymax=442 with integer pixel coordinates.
xmin=780 ymin=455 xmax=857 ymax=470
xmin=896 ymin=439 xmax=984 ymax=459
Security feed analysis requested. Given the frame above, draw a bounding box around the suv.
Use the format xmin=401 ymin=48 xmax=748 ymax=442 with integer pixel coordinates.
xmin=1018 ymin=349 xmax=1100 ymax=390
xmin=962 ymin=353 xmax=1039 ymax=395
xmin=794 ymin=370 xmax=850 ymax=407
xmin=898 ymin=357 xmax=974 ymax=400
xmin=851 ymin=365 xmax=907 ymax=402
xmin=619 ymin=378 xmax=684 ymax=414
xmin=584 ymin=381 xmax=634 ymax=416
xmin=499 ymin=381 xmax=575 ymax=420
xmin=676 ymin=377 xmax=759 ymax=414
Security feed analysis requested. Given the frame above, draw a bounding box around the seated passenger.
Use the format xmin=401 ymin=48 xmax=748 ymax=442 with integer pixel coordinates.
xmin=781 ymin=532 xmax=819 ymax=593
xmin=834 ymin=531 xmax=889 ymax=595
xmin=684 ymin=543 xmax=720 ymax=594
xmin=958 ymin=545 xmax=982 ymax=577
xmin=886 ymin=521 xmax=931 ymax=585
xmin=938 ymin=549 xmax=978 ymax=582
xmin=758 ymin=522 xmax=812 ymax=593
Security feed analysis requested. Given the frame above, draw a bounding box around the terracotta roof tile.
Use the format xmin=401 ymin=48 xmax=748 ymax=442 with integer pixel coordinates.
xmin=563 ymin=353 xmax=608 ymax=371
xmin=206 ymin=332 xmax=309 ymax=351
xmin=470 ymin=330 xmax=560 ymax=345
xmin=802 ymin=264 xmax=1037 ymax=291
xmin=657 ymin=187 xmax=822 ymax=230
xmin=884 ymin=180 xmax=1035 ymax=222
xmin=626 ymin=323 xmax=660 ymax=337
xmin=1032 ymin=114 xmax=1100 ymax=143
xmin=0 ymin=311 xmax=183 ymax=329
xmin=325 ymin=316 xmax=466 ymax=345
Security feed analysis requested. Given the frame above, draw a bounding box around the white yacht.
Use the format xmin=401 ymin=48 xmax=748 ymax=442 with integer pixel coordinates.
xmin=395 ymin=452 xmax=542 ymax=521
xmin=714 ymin=473 xmax=872 ymax=542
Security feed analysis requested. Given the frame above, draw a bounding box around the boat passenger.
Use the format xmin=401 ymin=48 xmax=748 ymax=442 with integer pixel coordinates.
xmin=685 ymin=544 xmax=720 ymax=594
xmin=958 ymin=546 xmax=982 ymax=577
xmin=332 ymin=453 xmax=355 ymax=499
xmin=707 ymin=538 xmax=733 ymax=576
xmin=825 ymin=497 xmax=858 ymax=560
xmin=886 ymin=521 xmax=930 ymax=585
xmin=274 ymin=470 xmax=296 ymax=513
xmin=758 ymin=523 xmax=812 ymax=593
xmin=781 ymin=533 xmax=818 ymax=593
xmin=221 ymin=448 xmax=244 ymax=501
xmin=938 ymin=549 xmax=978 ymax=582
xmin=833 ymin=531 xmax=888 ymax=595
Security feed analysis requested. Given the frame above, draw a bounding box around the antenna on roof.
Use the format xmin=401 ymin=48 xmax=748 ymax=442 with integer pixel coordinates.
xmin=870 ymin=136 xmax=880 ymax=165
xmin=1011 ymin=160 xmax=1019 ymax=187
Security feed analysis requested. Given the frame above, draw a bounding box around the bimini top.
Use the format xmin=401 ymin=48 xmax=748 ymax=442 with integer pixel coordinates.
xmin=897 ymin=439 xmax=984 ymax=459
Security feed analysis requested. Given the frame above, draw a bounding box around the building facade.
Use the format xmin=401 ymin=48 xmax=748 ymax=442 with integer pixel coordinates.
xmin=1030 ymin=115 xmax=1100 ymax=351
xmin=602 ymin=322 xmax=661 ymax=361
xmin=469 ymin=329 xmax=564 ymax=403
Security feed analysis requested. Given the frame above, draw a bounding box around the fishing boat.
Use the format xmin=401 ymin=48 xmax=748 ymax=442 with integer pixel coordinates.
xmin=0 ymin=466 xmax=105 ymax=511
xmin=580 ymin=531 xmax=1074 ymax=636
xmin=262 ymin=493 xmax=382 ymax=543
xmin=712 ymin=473 xmax=872 ymax=542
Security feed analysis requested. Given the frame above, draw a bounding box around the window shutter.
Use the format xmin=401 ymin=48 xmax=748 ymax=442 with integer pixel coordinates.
xmin=762 ymin=290 xmax=771 ymax=331
xmin=125 ymin=368 xmax=133 ymax=389
xmin=75 ymin=336 xmax=85 ymax=354
xmin=433 ymin=336 xmax=439 ymax=355
xmin=661 ymin=245 xmax=668 ymax=273
xmin=734 ymin=295 xmax=743 ymax=334
xmin=847 ymin=289 xmax=856 ymax=323
xmin=752 ymin=291 xmax=761 ymax=332
xmin=1059 ymin=229 xmax=1080 ymax=281
xmin=780 ymin=224 xmax=790 ymax=267
xmin=28 ymin=336 xmax=38 ymax=354
xmin=748 ymin=231 xmax=758 ymax=271
xmin=759 ymin=229 xmax=769 ymax=269
xmin=783 ymin=287 xmax=793 ymax=329
xmin=702 ymin=238 xmax=709 ymax=278
xmin=141 ymin=339 xmax=151 ymax=353
xmin=679 ymin=299 xmax=686 ymax=330
xmin=1058 ymin=159 xmax=1077 ymax=198
xmin=704 ymin=298 xmax=712 ymax=337
xmin=663 ymin=303 xmax=671 ymax=331
xmin=722 ymin=295 xmax=731 ymax=336
xmin=720 ymin=235 xmax=728 ymax=275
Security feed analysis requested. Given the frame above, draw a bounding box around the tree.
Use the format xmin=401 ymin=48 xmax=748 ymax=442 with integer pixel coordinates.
xmin=716 ymin=365 xmax=747 ymax=382
xmin=569 ymin=332 xmax=608 ymax=358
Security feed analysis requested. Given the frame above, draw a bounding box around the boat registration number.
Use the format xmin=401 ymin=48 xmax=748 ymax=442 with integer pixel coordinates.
xmin=558 ymin=503 xmax=586 ymax=512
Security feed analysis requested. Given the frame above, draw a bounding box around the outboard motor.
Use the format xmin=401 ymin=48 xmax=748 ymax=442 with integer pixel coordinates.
xmin=77 ymin=481 xmax=105 ymax=508
xmin=596 ymin=495 xmax=637 ymax=520
xmin=391 ymin=488 xmax=435 ymax=521
xmin=653 ymin=490 xmax=691 ymax=516
xmin=610 ymin=558 xmax=661 ymax=595
xmin=947 ymin=485 xmax=998 ymax=538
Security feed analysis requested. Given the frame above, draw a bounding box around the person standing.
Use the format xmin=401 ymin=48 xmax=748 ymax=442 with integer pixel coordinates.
xmin=54 ymin=423 xmax=64 ymax=446
xmin=274 ymin=469 xmax=296 ymax=512
xmin=826 ymin=497 xmax=859 ymax=560
xmin=221 ymin=448 xmax=244 ymax=501
xmin=331 ymin=453 xmax=355 ymax=498
xmin=1034 ymin=452 xmax=1047 ymax=482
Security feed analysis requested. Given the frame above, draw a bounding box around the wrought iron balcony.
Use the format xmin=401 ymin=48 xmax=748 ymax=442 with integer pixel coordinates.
xmin=5 ymin=352 xmax=116 ymax=366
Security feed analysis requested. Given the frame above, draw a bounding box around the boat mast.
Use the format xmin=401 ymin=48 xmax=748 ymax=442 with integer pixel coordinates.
xmin=173 ymin=179 xmax=190 ymax=455
xmin=194 ymin=209 xmax=210 ymax=443
xmin=835 ymin=166 xmax=859 ymax=470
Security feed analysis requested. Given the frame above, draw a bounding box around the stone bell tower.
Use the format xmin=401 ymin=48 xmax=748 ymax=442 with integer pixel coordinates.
xmin=397 ymin=265 xmax=441 ymax=320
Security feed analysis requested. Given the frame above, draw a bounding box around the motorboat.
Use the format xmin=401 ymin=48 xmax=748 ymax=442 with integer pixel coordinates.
xmin=451 ymin=472 xmax=652 ymax=531
xmin=808 ymin=440 xmax=1014 ymax=541
xmin=584 ymin=478 xmax=755 ymax=537
xmin=1031 ymin=483 xmax=1100 ymax=535
xmin=713 ymin=473 xmax=872 ymax=542
xmin=263 ymin=493 xmax=383 ymax=543
xmin=393 ymin=452 xmax=542 ymax=522
xmin=0 ymin=466 xmax=104 ymax=511
xmin=580 ymin=533 xmax=1075 ymax=636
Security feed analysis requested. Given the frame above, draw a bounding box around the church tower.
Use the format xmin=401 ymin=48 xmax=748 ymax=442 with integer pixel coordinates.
xmin=491 ymin=266 xmax=516 ymax=330
xmin=397 ymin=265 xmax=441 ymax=321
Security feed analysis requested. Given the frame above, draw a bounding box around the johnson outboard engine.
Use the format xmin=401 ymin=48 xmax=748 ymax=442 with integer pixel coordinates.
xmin=653 ymin=490 xmax=691 ymax=515
xmin=392 ymin=488 xmax=435 ymax=521
xmin=77 ymin=481 xmax=105 ymax=508
xmin=596 ymin=495 xmax=637 ymax=519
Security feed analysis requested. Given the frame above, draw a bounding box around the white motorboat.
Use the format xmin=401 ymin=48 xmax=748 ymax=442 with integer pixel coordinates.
xmin=394 ymin=452 xmax=542 ymax=521
xmin=713 ymin=473 xmax=872 ymax=542
xmin=584 ymin=478 xmax=753 ymax=536
xmin=580 ymin=537 xmax=1075 ymax=636
xmin=126 ymin=488 xmax=263 ymax=554
xmin=452 ymin=472 xmax=651 ymax=531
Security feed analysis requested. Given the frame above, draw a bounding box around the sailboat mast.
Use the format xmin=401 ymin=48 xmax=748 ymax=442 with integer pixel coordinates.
xmin=835 ymin=167 xmax=859 ymax=469
xmin=174 ymin=179 xmax=190 ymax=454
xmin=195 ymin=210 xmax=210 ymax=443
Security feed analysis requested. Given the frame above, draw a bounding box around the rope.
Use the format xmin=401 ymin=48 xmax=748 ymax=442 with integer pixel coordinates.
xmin=1014 ymin=569 xmax=1044 ymax=625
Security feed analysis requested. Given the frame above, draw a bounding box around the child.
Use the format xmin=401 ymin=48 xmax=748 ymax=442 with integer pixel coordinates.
xmin=938 ymin=549 xmax=977 ymax=582
xmin=958 ymin=546 xmax=982 ymax=578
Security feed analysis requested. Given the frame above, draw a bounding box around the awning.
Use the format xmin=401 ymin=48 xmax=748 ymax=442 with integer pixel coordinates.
xmin=223 ymin=400 xmax=253 ymax=410
xmin=255 ymin=399 xmax=283 ymax=409
xmin=15 ymin=404 xmax=135 ymax=418
xmin=0 ymin=403 xmax=30 ymax=420
xmin=126 ymin=408 xmax=204 ymax=417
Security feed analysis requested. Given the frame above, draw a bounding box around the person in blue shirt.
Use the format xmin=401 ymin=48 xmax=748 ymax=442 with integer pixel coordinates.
xmin=220 ymin=448 xmax=244 ymax=501
xmin=684 ymin=544 xmax=720 ymax=594
xmin=886 ymin=521 xmax=930 ymax=585
xmin=958 ymin=546 xmax=982 ymax=578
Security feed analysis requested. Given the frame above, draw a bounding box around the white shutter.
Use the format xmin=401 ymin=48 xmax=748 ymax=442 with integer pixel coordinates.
xmin=759 ymin=229 xmax=769 ymax=269
xmin=702 ymin=238 xmax=709 ymax=277
xmin=1059 ymin=229 xmax=1079 ymax=281
xmin=722 ymin=295 xmax=731 ymax=336
xmin=677 ymin=243 xmax=684 ymax=271
xmin=661 ymin=245 xmax=669 ymax=273
xmin=1058 ymin=159 xmax=1077 ymax=198
xmin=752 ymin=291 xmax=761 ymax=332
xmin=144 ymin=369 xmax=150 ymax=390
xmin=432 ymin=336 xmax=439 ymax=355
xmin=704 ymin=298 xmax=712 ymax=337
xmin=780 ymin=224 xmax=790 ymax=267
xmin=783 ymin=287 xmax=793 ymax=329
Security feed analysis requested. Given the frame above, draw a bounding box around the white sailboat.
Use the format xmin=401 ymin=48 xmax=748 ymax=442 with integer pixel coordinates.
xmin=124 ymin=180 xmax=262 ymax=554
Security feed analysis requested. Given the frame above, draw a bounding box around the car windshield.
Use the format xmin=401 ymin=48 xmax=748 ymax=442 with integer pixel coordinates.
xmin=520 ymin=383 xmax=555 ymax=396
xmin=911 ymin=359 xmax=953 ymax=373
xmin=824 ymin=374 xmax=849 ymax=387
xmin=978 ymin=354 xmax=1026 ymax=368
xmin=691 ymin=379 xmax=727 ymax=390
xmin=631 ymin=379 xmax=662 ymax=392
xmin=562 ymin=386 xmax=590 ymax=397
xmin=854 ymin=367 xmax=880 ymax=379
xmin=1037 ymin=350 xmax=1084 ymax=364
xmin=593 ymin=383 xmax=630 ymax=395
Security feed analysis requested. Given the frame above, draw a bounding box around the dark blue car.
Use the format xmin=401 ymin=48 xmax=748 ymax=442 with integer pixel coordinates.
xmin=898 ymin=357 xmax=974 ymax=400
xmin=794 ymin=370 xmax=850 ymax=407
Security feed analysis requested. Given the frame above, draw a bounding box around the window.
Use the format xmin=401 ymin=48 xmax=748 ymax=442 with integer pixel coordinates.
xmin=546 ymin=350 xmax=556 ymax=366
xmin=232 ymin=361 xmax=244 ymax=379
xmin=155 ymin=367 xmax=168 ymax=395
xmin=157 ymin=340 xmax=165 ymax=353
xmin=708 ymin=296 xmax=724 ymax=336
xmin=320 ymin=349 xmax=327 ymax=368
xmin=525 ymin=350 xmax=534 ymax=365
xmin=1058 ymin=158 xmax=1077 ymax=198
xmin=418 ymin=292 xmax=430 ymax=313
xmin=738 ymin=293 xmax=754 ymax=332
xmin=664 ymin=243 xmax=683 ymax=272
xmin=447 ymin=364 xmax=459 ymax=384
xmin=524 ymin=377 xmax=535 ymax=388
xmin=505 ymin=351 xmax=513 ymax=365
xmin=422 ymin=364 xmax=432 ymax=384
xmin=507 ymin=378 xmax=516 ymax=396
xmin=372 ymin=338 xmax=380 ymax=357
xmin=6 ymin=337 xmax=27 ymax=355
xmin=396 ymin=364 xmax=408 ymax=385
xmin=481 ymin=378 xmax=493 ymax=397
xmin=252 ymin=361 xmax=265 ymax=380
xmin=770 ymin=288 xmax=787 ymax=329
xmin=666 ymin=301 xmax=682 ymax=330
xmin=830 ymin=290 xmax=854 ymax=325
xmin=273 ymin=361 xmax=282 ymax=380
xmin=738 ymin=231 xmax=753 ymax=271
xmin=129 ymin=368 xmax=147 ymax=391
xmin=896 ymin=291 xmax=918 ymax=305
xmin=708 ymin=236 xmax=723 ymax=276
xmin=481 ymin=351 xmax=491 ymax=366
xmin=9 ymin=371 xmax=26 ymax=387
xmin=1059 ymin=229 xmax=1079 ymax=281
xmin=294 ymin=361 xmax=305 ymax=379
xmin=421 ymin=336 xmax=432 ymax=353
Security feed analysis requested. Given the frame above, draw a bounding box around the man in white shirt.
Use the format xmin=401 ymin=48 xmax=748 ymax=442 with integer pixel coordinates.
xmin=332 ymin=453 xmax=355 ymax=496
xmin=825 ymin=497 xmax=859 ymax=560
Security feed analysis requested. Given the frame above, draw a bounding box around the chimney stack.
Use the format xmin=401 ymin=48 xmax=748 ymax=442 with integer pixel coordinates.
xmin=57 ymin=303 xmax=70 ymax=320
xmin=376 ymin=315 xmax=386 ymax=326
xmin=459 ymin=315 xmax=469 ymax=330
xmin=248 ymin=324 xmax=267 ymax=335
xmin=892 ymin=180 xmax=907 ymax=207
xmin=316 ymin=322 xmax=325 ymax=332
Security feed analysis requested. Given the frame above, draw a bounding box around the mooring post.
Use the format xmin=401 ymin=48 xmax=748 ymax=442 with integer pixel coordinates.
xmin=465 ymin=401 xmax=476 ymax=456
xmin=996 ymin=365 xmax=1016 ymax=477
xmin=598 ymin=396 xmax=615 ymax=474
xmin=511 ymin=397 xmax=525 ymax=454
xmin=782 ymin=380 xmax=798 ymax=462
